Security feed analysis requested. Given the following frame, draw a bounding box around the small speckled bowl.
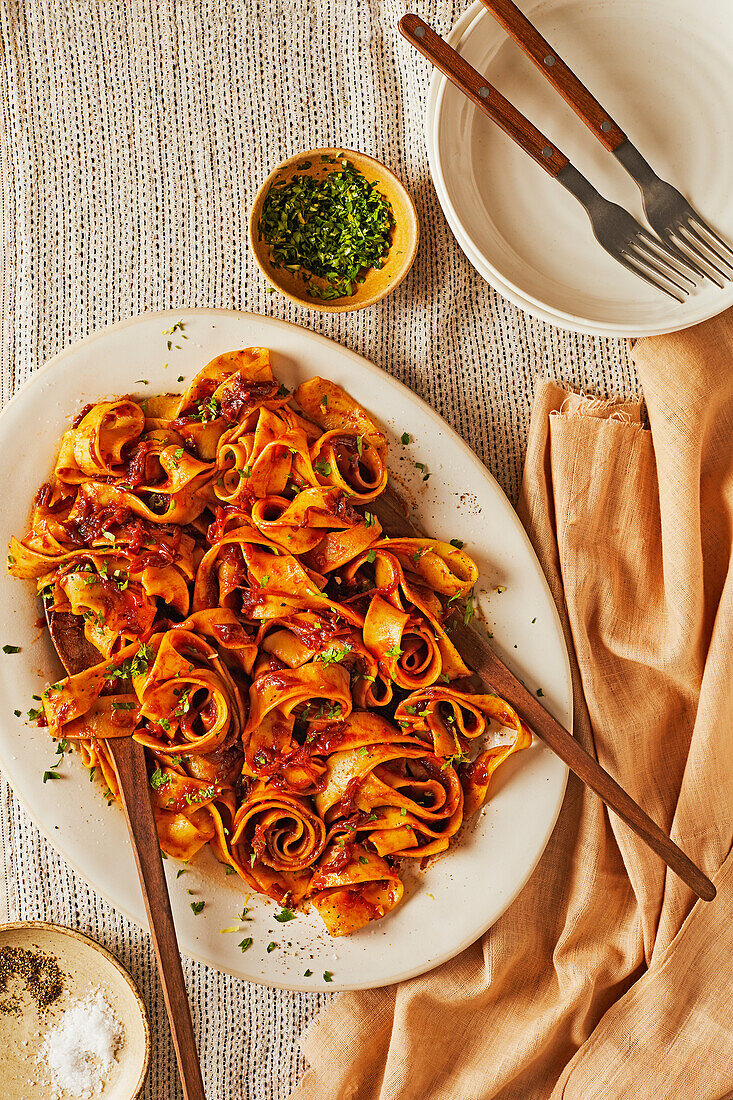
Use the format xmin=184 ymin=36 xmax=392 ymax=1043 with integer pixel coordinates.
xmin=0 ymin=921 xmax=150 ymax=1100
xmin=249 ymin=147 xmax=419 ymax=312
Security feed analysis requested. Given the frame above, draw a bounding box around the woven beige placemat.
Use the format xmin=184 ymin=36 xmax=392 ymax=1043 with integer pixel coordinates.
xmin=0 ymin=1 xmax=634 ymax=1095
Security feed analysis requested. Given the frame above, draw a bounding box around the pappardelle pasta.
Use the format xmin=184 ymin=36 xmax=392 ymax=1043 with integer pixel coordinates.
xmin=8 ymin=347 xmax=531 ymax=935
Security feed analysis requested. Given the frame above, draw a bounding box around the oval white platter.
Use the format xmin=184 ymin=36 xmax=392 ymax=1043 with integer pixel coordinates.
xmin=0 ymin=310 xmax=571 ymax=991
xmin=427 ymin=0 xmax=733 ymax=337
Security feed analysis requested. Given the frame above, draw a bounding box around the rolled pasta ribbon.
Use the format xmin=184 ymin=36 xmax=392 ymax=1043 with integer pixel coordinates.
xmin=309 ymin=845 xmax=403 ymax=936
xmin=395 ymin=687 xmax=531 ymax=760
xmin=244 ymin=661 xmax=352 ymax=745
xmin=55 ymin=400 xmax=145 ymax=483
xmin=132 ymin=628 xmax=245 ymax=757
xmin=363 ymin=594 xmax=443 ymax=690
xmin=228 ymin=780 xmax=327 ymax=903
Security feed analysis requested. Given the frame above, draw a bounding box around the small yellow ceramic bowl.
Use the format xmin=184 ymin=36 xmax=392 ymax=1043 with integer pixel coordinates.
xmin=249 ymin=147 xmax=419 ymax=312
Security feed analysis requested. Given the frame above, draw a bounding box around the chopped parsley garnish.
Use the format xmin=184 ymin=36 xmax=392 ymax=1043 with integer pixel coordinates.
xmin=316 ymin=644 xmax=351 ymax=666
xmin=384 ymin=645 xmax=403 ymax=658
xmin=258 ymin=163 xmax=394 ymax=300
xmin=450 ymin=539 xmax=464 ymax=550
xmin=238 ymin=937 xmax=253 ymax=952
xmin=313 ymin=459 xmax=331 ymax=477
xmin=323 ymin=970 xmax=334 ymax=982
xmin=266 ymin=941 xmax=277 ymax=953
xmin=274 ymin=907 xmax=296 ymax=923
xmin=364 ymin=512 xmax=376 ymax=527
xmin=190 ymin=900 xmax=205 ymax=915
xmin=2 ymin=644 xmax=20 ymax=654
xmin=400 ymin=432 xmax=411 ymax=445
xmin=150 ymin=767 xmax=170 ymax=791
xmin=415 ymin=462 xmax=430 ymax=481
xmin=359 ymin=856 xmax=368 ymax=865
xmin=536 ymin=688 xmax=544 ymax=697
xmin=304 ymin=969 xmax=313 ymax=977
xmin=366 ymin=549 xmax=376 ymax=564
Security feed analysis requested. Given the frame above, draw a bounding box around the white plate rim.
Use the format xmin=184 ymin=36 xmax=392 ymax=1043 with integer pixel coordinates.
xmin=0 ymin=308 xmax=572 ymax=991
xmin=426 ymin=0 xmax=733 ymax=338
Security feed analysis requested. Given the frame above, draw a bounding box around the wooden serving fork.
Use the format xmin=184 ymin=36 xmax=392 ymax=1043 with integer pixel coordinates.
xmin=44 ymin=606 xmax=207 ymax=1100
xmin=372 ymin=490 xmax=716 ymax=903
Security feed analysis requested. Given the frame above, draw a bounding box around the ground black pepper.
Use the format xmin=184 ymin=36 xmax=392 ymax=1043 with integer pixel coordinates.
xmin=0 ymin=944 xmax=65 ymax=1015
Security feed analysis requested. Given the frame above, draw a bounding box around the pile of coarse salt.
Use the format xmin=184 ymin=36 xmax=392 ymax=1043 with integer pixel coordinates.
xmin=37 ymin=987 xmax=125 ymax=1099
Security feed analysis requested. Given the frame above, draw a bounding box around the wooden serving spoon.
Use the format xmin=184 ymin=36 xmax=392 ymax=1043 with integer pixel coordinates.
xmin=373 ymin=491 xmax=716 ymax=903
xmin=44 ymin=605 xmax=207 ymax=1100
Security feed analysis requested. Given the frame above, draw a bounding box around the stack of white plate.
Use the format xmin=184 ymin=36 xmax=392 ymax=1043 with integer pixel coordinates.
xmin=425 ymin=0 xmax=733 ymax=337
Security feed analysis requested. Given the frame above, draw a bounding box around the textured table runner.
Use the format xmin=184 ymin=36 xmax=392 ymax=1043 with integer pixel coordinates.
xmin=0 ymin=2 xmax=634 ymax=1096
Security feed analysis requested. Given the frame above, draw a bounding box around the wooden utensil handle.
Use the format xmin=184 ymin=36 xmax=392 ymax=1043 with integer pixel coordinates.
xmin=479 ymin=0 xmax=627 ymax=152
xmin=109 ymin=739 xmax=207 ymax=1100
xmin=399 ymin=13 xmax=569 ymax=177
xmin=452 ymin=622 xmax=716 ymax=902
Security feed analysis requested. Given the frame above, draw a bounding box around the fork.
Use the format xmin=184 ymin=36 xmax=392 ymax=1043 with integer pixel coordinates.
xmin=479 ymin=0 xmax=733 ymax=287
xmin=399 ymin=15 xmax=698 ymax=302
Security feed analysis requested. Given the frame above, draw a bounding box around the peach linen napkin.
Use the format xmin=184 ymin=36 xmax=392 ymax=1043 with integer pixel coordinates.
xmin=290 ymin=310 xmax=733 ymax=1100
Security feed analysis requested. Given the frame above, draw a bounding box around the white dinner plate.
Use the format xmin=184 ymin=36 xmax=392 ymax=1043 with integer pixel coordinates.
xmin=427 ymin=0 xmax=733 ymax=337
xmin=0 ymin=310 xmax=571 ymax=991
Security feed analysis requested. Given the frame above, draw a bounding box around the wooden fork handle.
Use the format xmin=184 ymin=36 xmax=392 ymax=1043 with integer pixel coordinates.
xmin=108 ymin=738 xmax=207 ymax=1100
xmin=399 ymin=13 xmax=569 ymax=177
xmin=452 ymin=620 xmax=716 ymax=902
xmin=479 ymin=0 xmax=627 ymax=152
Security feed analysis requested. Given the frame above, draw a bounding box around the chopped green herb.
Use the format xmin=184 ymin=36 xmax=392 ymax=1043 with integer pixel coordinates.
xmin=42 ymin=770 xmax=59 ymax=783
xmin=366 ymin=549 xmax=376 ymax=564
xmin=304 ymin=969 xmax=313 ymax=977
xmin=13 ymin=709 xmax=21 ymax=717
xmin=450 ymin=539 xmax=464 ymax=550
xmin=177 ymin=868 xmax=186 ymax=878
xmin=274 ymin=907 xmax=296 ymax=923
xmin=150 ymin=767 xmax=170 ymax=791
xmin=323 ymin=971 xmax=334 ymax=982
xmin=177 ymin=375 xmax=185 ymax=382
xmin=384 ymin=645 xmax=403 ymax=658
xmin=496 ymin=585 xmax=506 ymax=594
xmin=258 ymin=163 xmax=394 ymax=300
xmin=313 ymin=459 xmax=332 ymax=477
xmin=364 ymin=512 xmax=376 ymax=527
xmin=400 ymin=432 xmax=411 ymax=445
xmin=266 ymin=941 xmax=277 ymax=953
xmin=190 ymin=901 xmax=205 ymax=915
xmin=536 ymin=688 xmax=544 ymax=697
xmin=2 ymin=645 xmax=20 ymax=654
xmin=238 ymin=937 xmax=253 ymax=951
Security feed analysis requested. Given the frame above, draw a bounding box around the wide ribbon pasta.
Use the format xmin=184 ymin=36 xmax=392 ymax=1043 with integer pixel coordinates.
xmin=9 ymin=345 xmax=532 ymax=937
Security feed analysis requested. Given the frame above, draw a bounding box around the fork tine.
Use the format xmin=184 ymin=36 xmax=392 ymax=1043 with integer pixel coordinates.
xmin=669 ymin=233 xmax=726 ymax=289
xmin=677 ymin=224 xmax=733 ymax=282
xmin=637 ymin=229 xmax=700 ymax=285
xmin=689 ymin=214 xmax=733 ymax=264
xmin=635 ymin=231 xmax=697 ymax=288
xmin=684 ymin=222 xmax=733 ymax=276
xmin=630 ymin=244 xmax=691 ymax=297
xmin=618 ymin=251 xmax=686 ymax=303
